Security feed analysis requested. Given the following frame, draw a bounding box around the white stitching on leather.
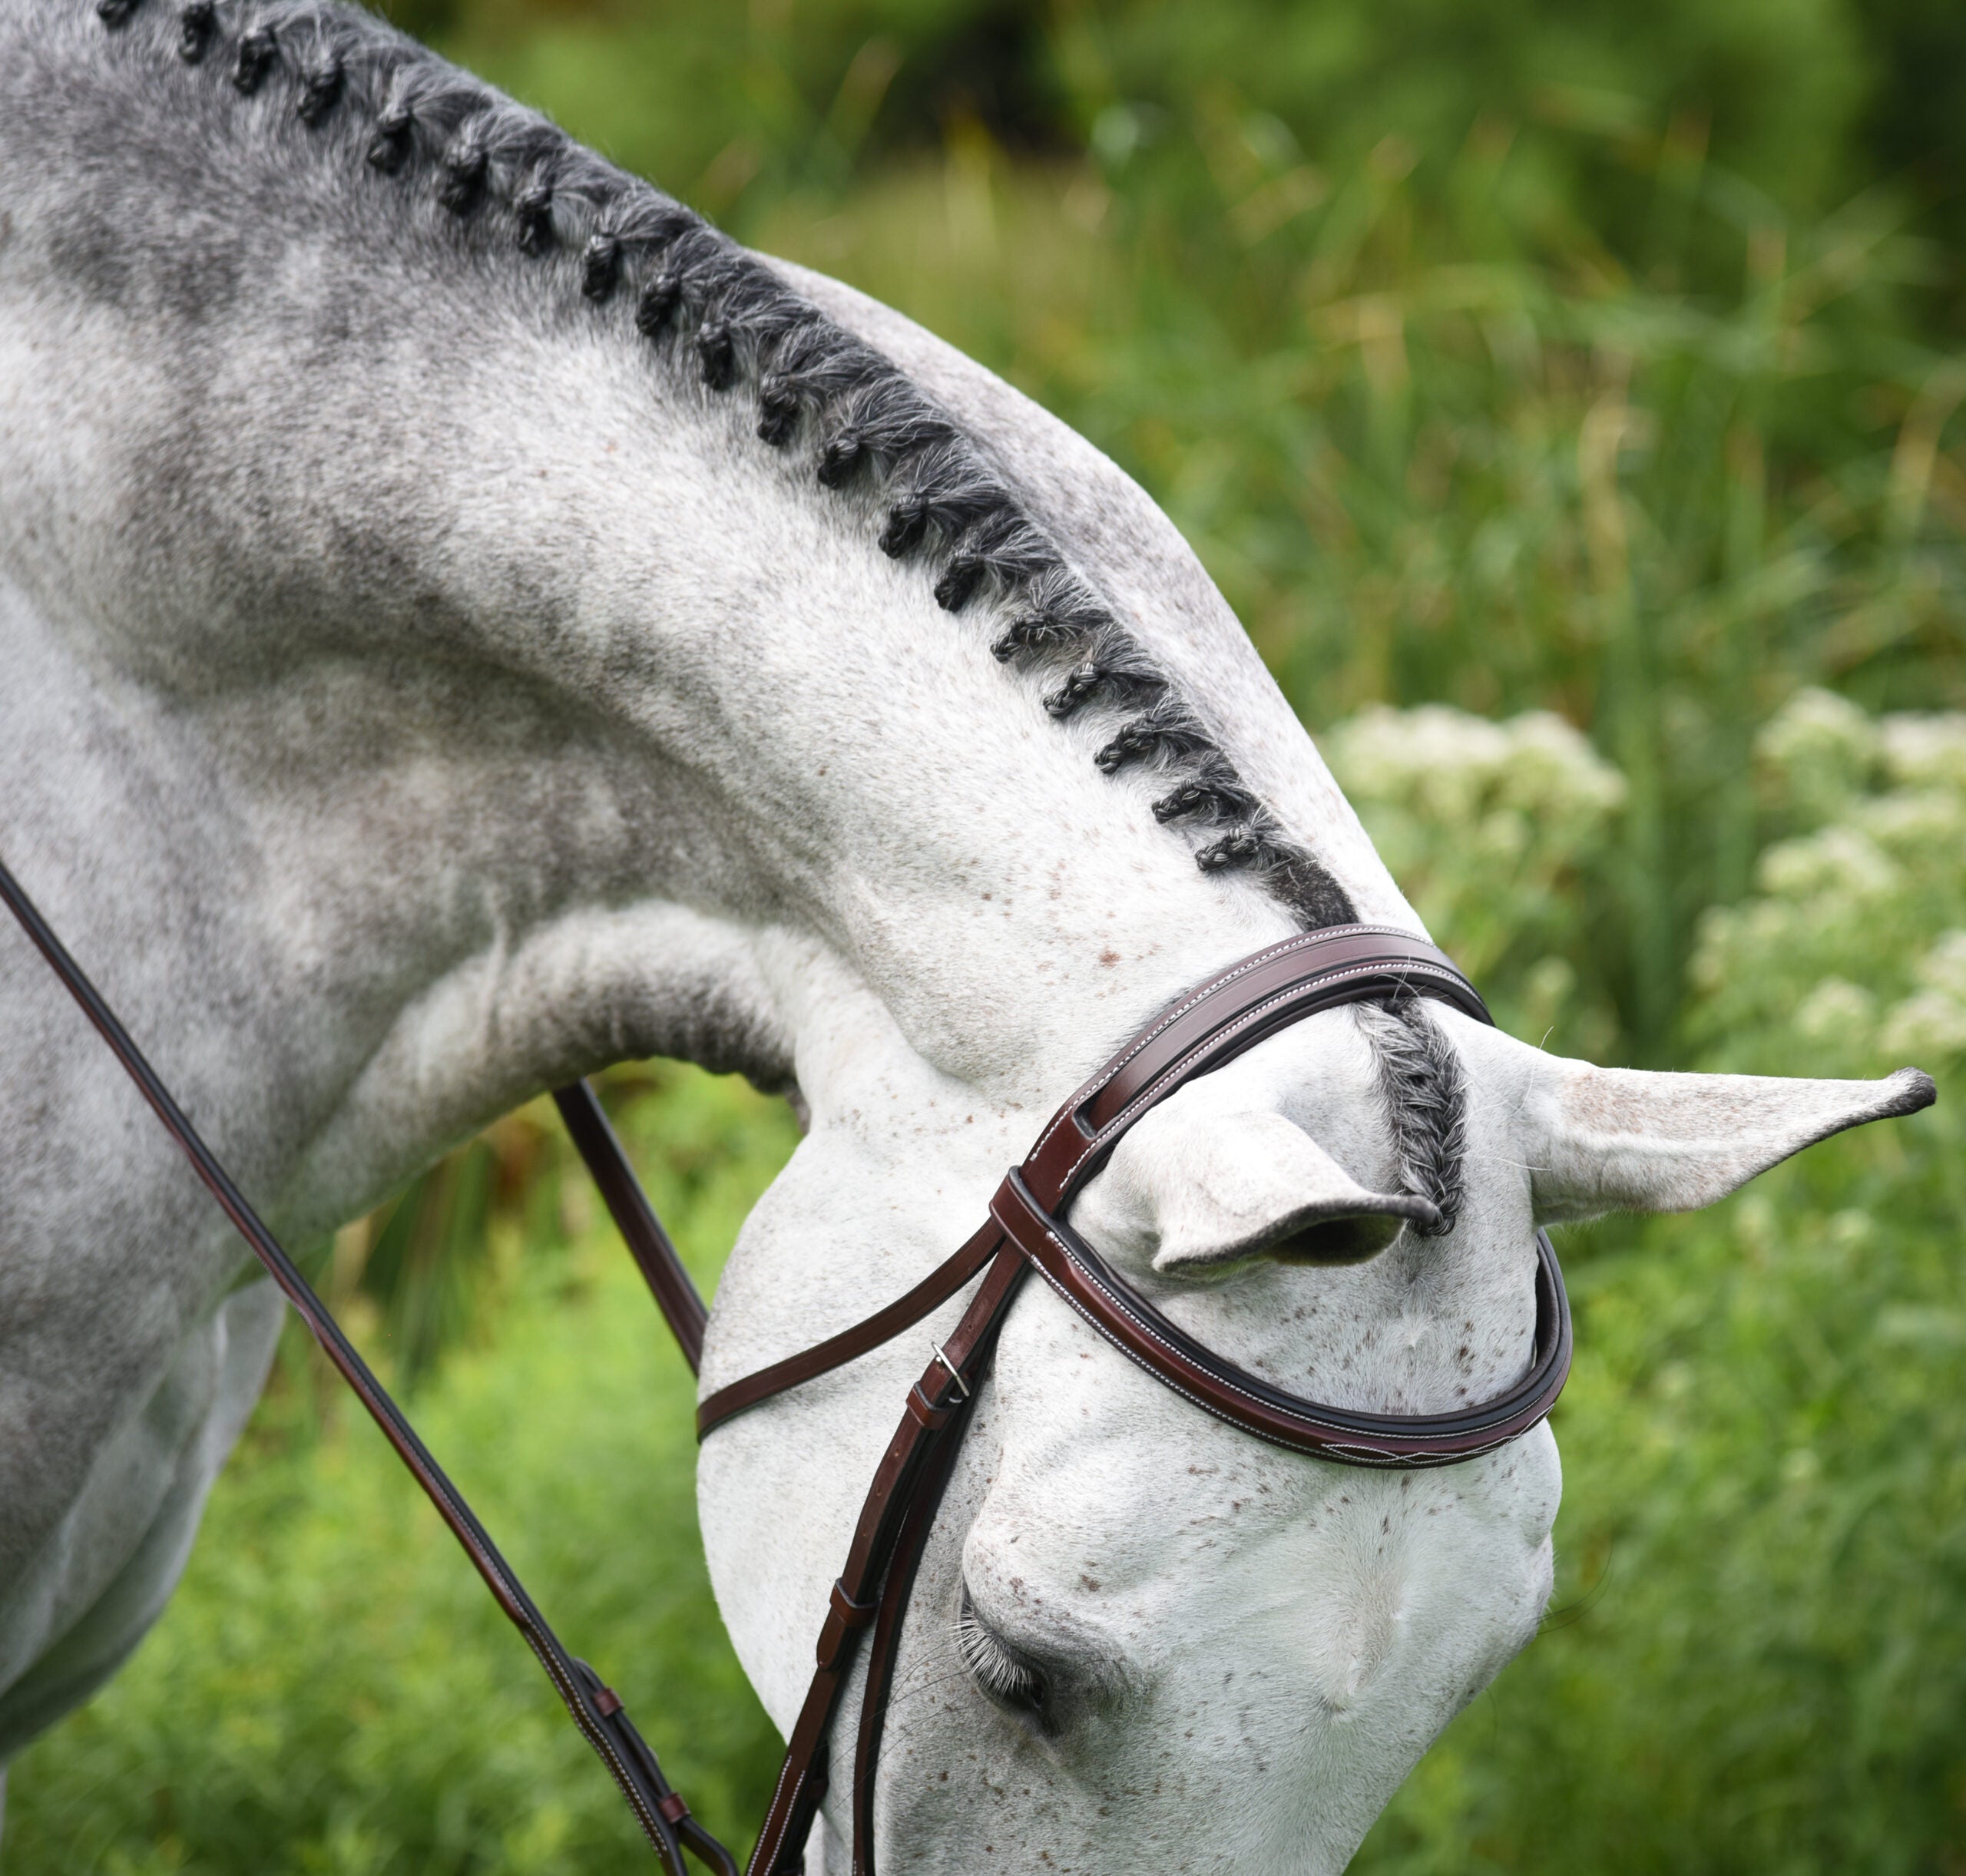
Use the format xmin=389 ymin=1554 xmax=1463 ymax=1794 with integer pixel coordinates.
xmin=1054 ymin=955 xmax=1478 ymax=1191
xmin=1027 ymin=925 xmax=1413 ymax=1166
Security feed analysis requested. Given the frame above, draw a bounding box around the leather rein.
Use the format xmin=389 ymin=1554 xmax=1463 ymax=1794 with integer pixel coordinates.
xmin=0 ymin=859 xmax=1571 ymax=1876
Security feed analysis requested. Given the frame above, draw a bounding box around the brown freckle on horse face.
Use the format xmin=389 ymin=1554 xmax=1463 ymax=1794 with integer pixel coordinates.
xmin=1099 ymin=947 xmax=1120 ymax=965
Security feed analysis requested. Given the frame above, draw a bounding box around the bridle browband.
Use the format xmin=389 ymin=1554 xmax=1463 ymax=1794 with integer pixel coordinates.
xmin=0 ymin=859 xmax=1570 ymax=1876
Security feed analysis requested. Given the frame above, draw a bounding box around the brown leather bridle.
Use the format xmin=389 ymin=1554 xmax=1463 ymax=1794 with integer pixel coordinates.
xmin=0 ymin=859 xmax=1570 ymax=1876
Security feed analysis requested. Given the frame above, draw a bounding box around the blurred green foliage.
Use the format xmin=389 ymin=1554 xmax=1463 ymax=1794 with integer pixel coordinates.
xmin=1323 ymin=706 xmax=1628 ymax=1056
xmin=8 ymin=2 xmax=1965 ymax=1871
xmin=1349 ymin=693 xmax=1966 ymax=1875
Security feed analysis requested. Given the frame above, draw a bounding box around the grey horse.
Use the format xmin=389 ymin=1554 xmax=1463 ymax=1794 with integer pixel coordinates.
xmin=0 ymin=1 xmax=1932 ymax=1866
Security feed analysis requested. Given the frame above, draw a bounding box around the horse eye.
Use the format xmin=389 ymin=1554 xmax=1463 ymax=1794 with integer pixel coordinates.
xmin=956 ymin=1586 xmax=1050 ymax=1719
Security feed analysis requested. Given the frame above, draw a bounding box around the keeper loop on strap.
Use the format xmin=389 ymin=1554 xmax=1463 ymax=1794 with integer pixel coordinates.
xmin=905 ymin=1381 xmax=954 ymax=1431
xmin=829 ymin=1578 xmax=878 ymax=1627
xmin=816 ymin=1576 xmax=879 ymax=1672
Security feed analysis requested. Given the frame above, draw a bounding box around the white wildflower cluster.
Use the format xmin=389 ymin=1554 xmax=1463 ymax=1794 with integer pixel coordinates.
xmin=1322 ymin=704 xmax=1626 ymax=1047
xmin=1693 ymin=690 xmax=1966 ymax=1071
xmin=1753 ymin=687 xmax=1881 ymax=826
xmin=1324 ymin=705 xmax=1627 ymax=843
xmin=1882 ymin=931 xmax=1966 ymax=1059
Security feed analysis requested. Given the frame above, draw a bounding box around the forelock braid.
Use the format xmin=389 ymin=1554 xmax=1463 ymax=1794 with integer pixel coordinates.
xmin=1355 ymin=994 xmax=1468 ymax=1236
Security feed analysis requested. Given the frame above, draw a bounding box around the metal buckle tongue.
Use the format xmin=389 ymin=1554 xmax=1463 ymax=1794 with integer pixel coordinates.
xmin=928 ymin=1338 xmax=970 ymax=1398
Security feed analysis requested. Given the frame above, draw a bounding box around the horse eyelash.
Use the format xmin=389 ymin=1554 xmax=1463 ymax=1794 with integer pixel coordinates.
xmin=955 ymin=1591 xmax=1046 ymax=1712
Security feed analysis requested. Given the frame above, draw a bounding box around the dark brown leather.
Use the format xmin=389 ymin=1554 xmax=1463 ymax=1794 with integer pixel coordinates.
xmin=1022 ymin=925 xmax=1491 ymax=1206
xmin=740 ymin=1247 xmax=1028 ymax=1876
xmin=848 ymin=1371 xmax=981 ymax=1876
xmin=695 ymin=1219 xmax=1003 ymax=1439
xmin=994 ymin=1172 xmax=1570 ymax=1466
xmin=556 ymin=1080 xmax=710 ymax=1375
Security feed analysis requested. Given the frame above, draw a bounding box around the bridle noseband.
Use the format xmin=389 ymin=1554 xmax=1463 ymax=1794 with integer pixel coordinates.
xmin=0 ymin=859 xmax=1570 ymax=1876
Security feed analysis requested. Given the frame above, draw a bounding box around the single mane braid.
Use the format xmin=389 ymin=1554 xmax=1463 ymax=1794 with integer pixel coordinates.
xmin=82 ymin=0 xmax=1359 ymax=933
xmin=1355 ymin=995 xmax=1471 ymax=1236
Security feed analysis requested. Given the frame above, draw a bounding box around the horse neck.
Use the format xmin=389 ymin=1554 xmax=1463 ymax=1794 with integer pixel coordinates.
xmin=0 ymin=0 xmax=1415 ymax=1232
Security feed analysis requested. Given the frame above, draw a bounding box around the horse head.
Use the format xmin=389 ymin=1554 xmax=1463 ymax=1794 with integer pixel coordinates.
xmin=704 ymin=935 xmax=1924 ymax=1871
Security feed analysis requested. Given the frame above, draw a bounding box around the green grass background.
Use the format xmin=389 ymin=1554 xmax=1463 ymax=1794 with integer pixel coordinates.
xmin=7 ymin=0 xmax=1965 ymax=1868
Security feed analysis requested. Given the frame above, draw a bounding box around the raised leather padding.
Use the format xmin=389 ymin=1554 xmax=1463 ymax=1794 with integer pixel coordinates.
xmin=995 ymin=1172 xmax=1569 ymax=1464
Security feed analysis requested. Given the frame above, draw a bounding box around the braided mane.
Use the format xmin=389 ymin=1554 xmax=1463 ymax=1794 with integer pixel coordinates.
xmin=87 ymin=0 xmax=1358 ymax=928
xmin=82 ymin=0 xmax=1472 ymax=1219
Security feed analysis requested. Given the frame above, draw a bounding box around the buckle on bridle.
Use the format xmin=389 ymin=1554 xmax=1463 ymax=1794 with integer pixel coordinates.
xmin=928 ymin=1339 xmax=970 ymax=1398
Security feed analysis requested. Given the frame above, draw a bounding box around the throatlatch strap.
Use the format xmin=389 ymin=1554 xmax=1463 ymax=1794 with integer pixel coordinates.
xmin=694 ymin=1216 xmax=1005 ymax=1439
xmin=556 ymin=1079 xmax=710 ymax=1375
xmin=0 ymin=858 xmax=734 ymax=1876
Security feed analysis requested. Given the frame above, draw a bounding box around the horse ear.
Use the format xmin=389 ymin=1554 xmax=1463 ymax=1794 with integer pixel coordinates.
xmin=1504 ymin=1045 xmax=1935 ymax=1224
xmin=1070 ymin=1099 xmax=1437 ymax=1279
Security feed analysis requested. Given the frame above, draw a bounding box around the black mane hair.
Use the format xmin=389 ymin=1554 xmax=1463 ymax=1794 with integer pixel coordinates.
xmin=88 ymin=0 xmax=1357 ymax=930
